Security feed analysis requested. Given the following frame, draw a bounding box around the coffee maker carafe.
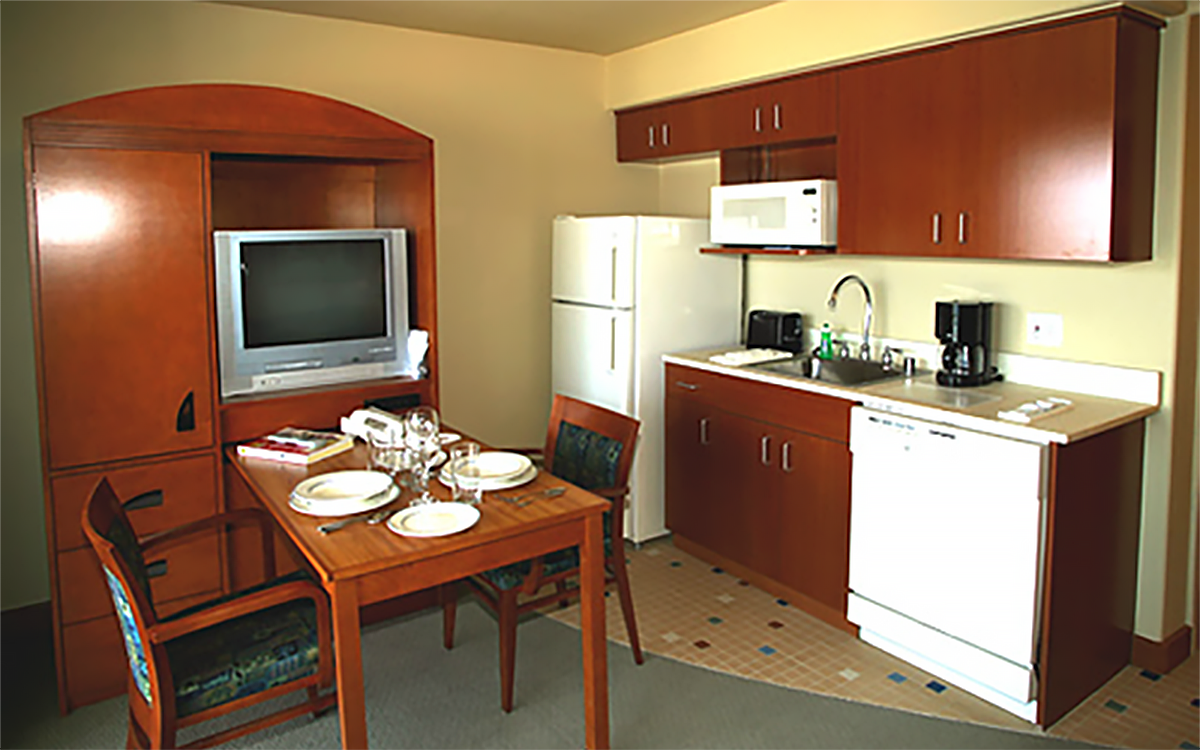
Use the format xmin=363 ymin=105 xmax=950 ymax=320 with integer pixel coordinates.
xmin=935 ymin=301 xmax=1002 ymax=387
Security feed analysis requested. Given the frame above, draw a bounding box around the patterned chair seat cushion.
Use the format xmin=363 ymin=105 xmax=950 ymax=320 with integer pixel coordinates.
xmin=480 ymin=517 xmax=614 ymax=591
xmin=167 ymin=595 xmax=321 ymax=718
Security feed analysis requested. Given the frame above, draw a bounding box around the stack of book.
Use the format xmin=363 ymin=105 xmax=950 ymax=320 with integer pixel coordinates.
xmin=237 ymin=427 xmax=355 ymax=465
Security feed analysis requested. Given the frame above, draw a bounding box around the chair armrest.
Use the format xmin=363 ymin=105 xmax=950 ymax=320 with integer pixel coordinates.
xmin=141 ymin=508 xmax=277 ymax=579
xmin=147 ymin=578 xmax=326 ymax=644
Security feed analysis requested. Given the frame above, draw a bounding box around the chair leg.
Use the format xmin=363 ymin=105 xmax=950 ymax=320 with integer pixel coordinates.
xmin=498 ymin=589 xmax=518 ymax=713
xmin=440 ymin=582 xmax=458 ymax=650
xmin=611 ymin=552 xmax=644 ymax=664
xmin=555 ymin=580 xmax=570 ymax=608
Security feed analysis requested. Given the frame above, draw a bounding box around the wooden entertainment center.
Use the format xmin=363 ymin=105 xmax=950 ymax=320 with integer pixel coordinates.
xmin=22 ymin=84 xmax=440 ymax=713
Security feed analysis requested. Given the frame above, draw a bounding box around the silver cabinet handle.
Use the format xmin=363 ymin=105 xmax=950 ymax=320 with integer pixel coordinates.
xmin=773 ymin=102 xmax=782 ymax=130
xmin=754 ymin=106 xmax=762 ymax=133
xmin=675 ymin=381 xmax=699 ymax=391
xmin=761 ymin=435 xmax=772 ymax=466
xmin=661 ymin=123 xmax=669 ymax=147
xmin=958 ymin=212 xmax=968 ymax=244
xmin=782 ymin=442 xmax=793 ymax=473
xmin=699 ymin=417 xmax=710 ymax=446
xmin=932 ymin=213 xmax=943 ymax=244
xmin=647 ymin=125 xmax=655 ymax=148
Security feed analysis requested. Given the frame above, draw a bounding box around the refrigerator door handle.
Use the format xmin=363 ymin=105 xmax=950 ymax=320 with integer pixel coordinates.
xmin=610 ymin=246 xmax=618 ymax=303
xmin=609 ymin=315 xmax=617 ymax=371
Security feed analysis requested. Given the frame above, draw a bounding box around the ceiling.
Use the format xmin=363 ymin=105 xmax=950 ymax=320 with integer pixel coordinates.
xmin=214 ymin=1 xmax=781 ymax=55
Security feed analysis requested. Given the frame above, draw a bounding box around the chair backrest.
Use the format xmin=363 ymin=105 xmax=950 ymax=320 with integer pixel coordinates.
xmin=81 ymin=478 xmax=163 ymax=713
xmin=542 ymin=393 xmax=640 ymax=503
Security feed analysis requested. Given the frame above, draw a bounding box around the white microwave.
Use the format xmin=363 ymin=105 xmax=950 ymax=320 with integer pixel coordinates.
xmin=709 ymin=179 xmax=837 ymax=248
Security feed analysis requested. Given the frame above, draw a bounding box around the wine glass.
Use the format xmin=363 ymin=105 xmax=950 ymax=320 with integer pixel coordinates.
xmin=404 ymin=405 xmax=441 ymax=505
xmin=368 ymin=425 xmax=405 ymax=486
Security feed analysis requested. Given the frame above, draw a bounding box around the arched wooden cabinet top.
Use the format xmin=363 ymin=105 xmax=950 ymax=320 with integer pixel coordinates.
xmin=25 ymin=83 xmax=432 ymax=160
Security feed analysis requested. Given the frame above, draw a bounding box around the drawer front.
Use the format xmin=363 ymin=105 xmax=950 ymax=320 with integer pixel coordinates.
xmin=666 ymin=363 xmax=852 ymax=443
xmin=57 ymin=535 xmax=222 ymax=624
xmin=52 ymin=453 xmax=218 ymax=552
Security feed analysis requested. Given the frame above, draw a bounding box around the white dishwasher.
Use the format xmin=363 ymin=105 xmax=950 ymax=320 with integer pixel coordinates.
xmin=847 ymin=406 xmax=1048 ymax=722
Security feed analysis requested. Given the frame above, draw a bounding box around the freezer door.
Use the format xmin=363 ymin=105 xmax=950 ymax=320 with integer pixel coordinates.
xmin=552 ymin=216 xmax=636 ymax=308
xmin=551 ymin=303 xmax=634 ymax=414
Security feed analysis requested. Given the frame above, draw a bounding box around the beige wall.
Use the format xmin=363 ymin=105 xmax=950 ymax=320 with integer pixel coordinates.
xmin=610 ymin=2 xmax=1198 ymax=641
xmin=0 ymin=1 xmax=659 ymax=610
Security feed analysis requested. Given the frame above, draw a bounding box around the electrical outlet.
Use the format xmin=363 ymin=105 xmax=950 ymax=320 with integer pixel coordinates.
xmin=1026 ymin=312 xmax=1063 ymax=347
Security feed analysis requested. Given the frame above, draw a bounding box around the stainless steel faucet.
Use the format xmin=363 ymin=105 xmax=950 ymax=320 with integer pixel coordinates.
xmin=827 ymin=274 xmax=873 ymax=360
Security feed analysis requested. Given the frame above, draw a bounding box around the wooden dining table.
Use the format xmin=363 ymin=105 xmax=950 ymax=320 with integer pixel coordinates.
xmin=225 ymin=434 xmax=612 ymax=749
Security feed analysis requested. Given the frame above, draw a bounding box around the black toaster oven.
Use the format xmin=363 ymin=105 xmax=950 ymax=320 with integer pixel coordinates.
xmin=746 ymin=310 xmax=805 ymax=353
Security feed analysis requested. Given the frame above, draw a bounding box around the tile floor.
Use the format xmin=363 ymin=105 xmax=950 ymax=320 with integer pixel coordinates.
xmin=544 ymin=537 xmax=1199 ymax=749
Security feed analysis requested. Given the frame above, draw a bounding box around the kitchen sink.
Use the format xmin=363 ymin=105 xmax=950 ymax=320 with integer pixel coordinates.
xmin=751 ymin=355 xmax=921 ymax=387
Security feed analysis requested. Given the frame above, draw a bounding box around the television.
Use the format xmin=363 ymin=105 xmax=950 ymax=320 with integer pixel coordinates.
xmin=213 ymin=228 xmax=412 ymax=398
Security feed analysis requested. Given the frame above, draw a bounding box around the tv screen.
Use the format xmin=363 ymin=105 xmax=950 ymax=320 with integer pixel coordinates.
xmin=241 ymin=239 xmax=388 ymax=348
xmin=213 ymin=228 xmax=410 ymax=398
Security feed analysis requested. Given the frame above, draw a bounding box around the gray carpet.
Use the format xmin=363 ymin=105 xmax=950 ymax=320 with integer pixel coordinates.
xmin=2 ymin=601 xmax=1102 ymax=749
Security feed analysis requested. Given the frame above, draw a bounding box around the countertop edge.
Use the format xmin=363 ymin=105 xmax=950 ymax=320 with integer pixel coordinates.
xmin=663 ymin=350 xmax=1160 ymax=445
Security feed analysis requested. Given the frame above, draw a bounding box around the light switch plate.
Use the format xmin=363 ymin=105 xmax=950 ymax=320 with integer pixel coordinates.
xmin=1026 ymin=312 xmax=1063 ymax=347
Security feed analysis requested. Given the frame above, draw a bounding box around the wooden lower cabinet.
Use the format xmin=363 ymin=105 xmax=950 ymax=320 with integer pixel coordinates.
xmin=665 ymin=363 xmax=853 ymax=629
xmin=49 ymin=453 xmax=222 ymax=711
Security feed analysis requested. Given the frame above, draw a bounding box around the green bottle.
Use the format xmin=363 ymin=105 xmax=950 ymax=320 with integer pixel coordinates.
xmin=819 ymin=323 xmax=834 ymax=360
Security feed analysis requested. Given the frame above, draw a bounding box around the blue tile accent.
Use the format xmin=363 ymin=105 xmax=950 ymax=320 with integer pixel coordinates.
xmin=1139 ymin=669 xmax=1162 ymax=681
xmin=708 ymin=616 xmax=723 ymax=625
xmin=1191 ymin=698 xmax=1199 ymax=708
xmin=775 ymin=599 xmax=790 ymax=607
xmin=1178 ymin=742 xmax=1199 ymax=750
xmin=758 ymin=646 xmax=777 ymax=656
xmin=670 ymin=561 xmax=682 ymax=568
xmin=925 ymin=680 xmax=947 ymax=694
xmin=1103 ymin=699 xmax=1128 ymax=714
xmin=711 ymin=567 xmax=724 ymax=574
xmin=887 ymin=672 xmax=907 ymax=684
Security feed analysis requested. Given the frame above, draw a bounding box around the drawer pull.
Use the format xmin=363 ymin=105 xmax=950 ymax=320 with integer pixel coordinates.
xmin=699 ymin=417 xmax=710 ymax=446
xmin=146 ymin=560 xmax=168 ymax=579
xmin=958 ymin=211 xmax=969 ymax=244
xmin=176 ymin=391 xmax=195 ymax=432
xmin=661 ymin=123 xmax=669 ymax=147
xmin=782 ymin=442 xmax=793 ymax=473
xmin=675 ymin=381 xmax=699 ymax=391
xmin=647 ymin=125 xmax=655 ymax=148
xmin=761 ymin=435 xmax=772 ymax=466
xmin=773 ymin=102 xmax=782 ymax=130
xmin=123 ymin=489 xmax=164 ymax=512
xmin=932 ymin=213 xmax=943 ymax=245
xmin=754 ymin=106 xmax=762 ymax=133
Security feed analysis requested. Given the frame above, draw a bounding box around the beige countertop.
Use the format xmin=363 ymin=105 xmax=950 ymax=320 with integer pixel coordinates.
xmin=664 ymin=347 xmax=1159 ymax=445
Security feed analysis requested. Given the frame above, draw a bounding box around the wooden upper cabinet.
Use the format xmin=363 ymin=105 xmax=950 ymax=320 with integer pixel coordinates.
xmin=33 ymin=146 xmax=215 ymax=469
xmin=837 ymin=45 xmax=973 ymax=257
xmin=615 ymin=96 xmax=718 ymax=162
xmin=838 ymin=9 xmax=1162 ymax=261
xmin=713 ymin=71 xmax=837 ymax=149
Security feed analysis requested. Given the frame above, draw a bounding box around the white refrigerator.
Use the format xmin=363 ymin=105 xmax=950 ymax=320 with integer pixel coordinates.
xmin=551 ymin=215 xmax=743 ymax=542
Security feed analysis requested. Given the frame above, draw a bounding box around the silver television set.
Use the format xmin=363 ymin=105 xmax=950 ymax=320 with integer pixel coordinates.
xmin=213 ymin=227 xmax=411 ymax=398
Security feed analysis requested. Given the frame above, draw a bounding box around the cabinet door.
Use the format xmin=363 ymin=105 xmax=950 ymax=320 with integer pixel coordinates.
xmin=972 ymin=16 xmax=1128 ymax=260
xmin=664 ymin=386 xmax=722 ymax=551
xmin=837 ymin=46 xmax=977 ymax=256
xmin=716 ymin=72 xmax=837 ymax=149
xmin=615 ymin=98 xmax=717 ymax=162
xmin=707 ymin=410 xmax=778 ymax=577
xmin=775 ymin=428 xmax=851 ymax=614
xmin=33 ymin=147 xmax=214 ymax=468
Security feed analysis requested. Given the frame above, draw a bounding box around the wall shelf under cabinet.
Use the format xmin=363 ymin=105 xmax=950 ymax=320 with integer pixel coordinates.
xmin=700 ymin=246 xmax=836 ymax=256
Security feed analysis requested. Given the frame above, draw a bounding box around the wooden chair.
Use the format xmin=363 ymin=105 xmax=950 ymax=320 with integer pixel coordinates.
xmin=81 ymin=478 xmax=336 ymax=749
xmin=441 ymin=394 xmax=645 ymax=712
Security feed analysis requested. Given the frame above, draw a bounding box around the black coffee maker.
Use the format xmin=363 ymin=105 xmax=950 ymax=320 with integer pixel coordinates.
xmin=935 ymin=301 xmax=1002 ymax=387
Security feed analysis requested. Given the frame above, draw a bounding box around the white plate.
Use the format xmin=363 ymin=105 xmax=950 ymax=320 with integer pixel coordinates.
xmin=289 ymin=483 xmax=399 ymax=517
xmin=438 ymin=462 xmax=537 ymax=492
xmin=293 ymin=470 xmax=393 ymax=504
xmin=387 ymin=502 xmax=481 ymax=538
xmin=472 ymin=452 xmax=533 ymax=480
xmin=439 ymin=432 xmax=461 ymax=445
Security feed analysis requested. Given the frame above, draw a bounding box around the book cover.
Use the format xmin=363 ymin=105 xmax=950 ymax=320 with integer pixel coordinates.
xmin=237 ymin=427 xmax=355 ymax=465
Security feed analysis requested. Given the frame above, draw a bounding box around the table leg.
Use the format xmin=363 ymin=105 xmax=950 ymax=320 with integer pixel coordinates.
xmin=579 ymin=512 xmax=610 ymax=749
xmin=330 ymin=580 xmax=368 ymax=749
